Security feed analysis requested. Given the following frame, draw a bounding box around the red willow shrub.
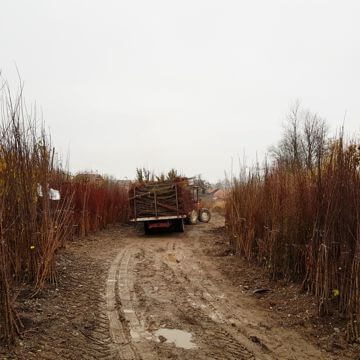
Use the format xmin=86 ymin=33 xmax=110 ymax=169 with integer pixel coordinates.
xmin=58 ymin=176 xmax=129 ymax=237
xmin=226 ymin=138 xmax=360 ymax=340
xmin=0 ymin=84 xmax=73 ymax=343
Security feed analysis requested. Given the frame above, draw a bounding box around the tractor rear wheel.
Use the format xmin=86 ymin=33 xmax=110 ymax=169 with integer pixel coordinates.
xmin=144 ymin=222 xmax=151 ymax=235
xmin=199 ymin=209 xmax=211 ymax=223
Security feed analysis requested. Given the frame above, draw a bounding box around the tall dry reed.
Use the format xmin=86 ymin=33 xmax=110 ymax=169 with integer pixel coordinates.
xmin=226 ymin=138 xmax=360 ymax=340
xmin=59 ymin=176 xmax=129 ymax=237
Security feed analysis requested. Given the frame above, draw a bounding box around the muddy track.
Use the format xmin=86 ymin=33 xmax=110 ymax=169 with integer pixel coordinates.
xmin=4 ymin=220 xmax=335 ymax=359
xmin=105 ymin=218 xmax=331 ymax=360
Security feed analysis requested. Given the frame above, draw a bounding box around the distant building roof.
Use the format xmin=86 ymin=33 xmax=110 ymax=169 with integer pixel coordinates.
xmin=212 ymin=189 xmax=226 ymax=200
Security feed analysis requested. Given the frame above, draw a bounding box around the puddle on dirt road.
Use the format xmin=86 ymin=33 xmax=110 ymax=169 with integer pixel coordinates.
xmin=154 ymin=328 xmax=197 ymax=349
xmin=166 ymin=253 xmax=177 ymax=262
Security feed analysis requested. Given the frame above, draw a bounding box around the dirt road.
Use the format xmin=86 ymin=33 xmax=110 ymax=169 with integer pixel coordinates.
xmin=104 ymin=216 xmax=330 ymax=360
xmin=4 ymin=215 xmax=336 ymax=359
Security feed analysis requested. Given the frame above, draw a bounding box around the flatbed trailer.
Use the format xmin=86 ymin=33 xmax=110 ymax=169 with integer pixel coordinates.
xmin=129 ymin=178 xmax=211 ymax=234
xmin=130 ymin=215 xmax=187 ymax=233
xmin=129 ymin=179 xmax=190 ymax=233
xmin=130 ymin=215 xmax=187 ymax=222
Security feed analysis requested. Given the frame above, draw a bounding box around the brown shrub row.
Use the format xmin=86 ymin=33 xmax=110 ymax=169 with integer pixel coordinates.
xmin=58 ymin=177 xmax=129 ymax=237
xmin=0 ymin=84 xmax=128 ymax=344
xmin=226 ymin=139 xmax=360 ymax=341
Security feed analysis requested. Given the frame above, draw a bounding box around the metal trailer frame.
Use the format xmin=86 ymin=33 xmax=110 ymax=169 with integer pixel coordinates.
xmin=129 ymin=179 xmax=200 ymax=226
xmin=130 ymin=182 xmax=186 ymax=223
xmin=129 ymin=215 xmax=187 ymax=223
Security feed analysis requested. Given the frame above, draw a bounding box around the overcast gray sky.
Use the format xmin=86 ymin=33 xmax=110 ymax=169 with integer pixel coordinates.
xmin=1 ymin=0 xmax=359 ymax=182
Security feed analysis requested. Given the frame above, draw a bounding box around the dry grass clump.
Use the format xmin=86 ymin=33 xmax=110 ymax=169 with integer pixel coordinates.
xmin=226 ymin=138 xmax=360 ymax=340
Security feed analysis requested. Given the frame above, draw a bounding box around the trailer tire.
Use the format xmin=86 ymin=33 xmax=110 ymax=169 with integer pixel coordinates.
xmin=199 ymin=209 xmax=211 ymax=223
xmin=187 ymin=210 xmax=198 ymax=225
xmin=174 ymin=219 xmax=184 ymax=233
xmin=144 ymin=222 xmax=151 ymax=235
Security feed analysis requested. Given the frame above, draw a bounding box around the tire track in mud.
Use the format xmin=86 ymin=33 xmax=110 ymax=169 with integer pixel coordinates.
xmin=106 ymin=244 xmax=156 ymax=360
xmin=106 ymin=247 xmax=136 ymax=359
xmin=164 ymin=240 xmax=225 ymax=325
xmin=26 ymin=252 xmax=116 ymax=360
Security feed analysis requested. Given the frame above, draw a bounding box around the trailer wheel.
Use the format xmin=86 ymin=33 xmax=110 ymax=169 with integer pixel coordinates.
xmin=188 ymin=210 xmax=198 ymax=225
xmin=199 ymin=209 xmax=211 ymax=223
xmin=174 ymin=219 xmax=184 ymax=233
xmin=144 ymin=222 xmax=151 ymax=235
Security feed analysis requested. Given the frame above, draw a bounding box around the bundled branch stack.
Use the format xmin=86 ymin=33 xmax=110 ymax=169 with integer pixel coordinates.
xmin=129 ymin=178 xmax=194 ymax=219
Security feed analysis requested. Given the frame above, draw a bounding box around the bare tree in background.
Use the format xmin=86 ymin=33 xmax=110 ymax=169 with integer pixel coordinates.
xmin=269 ymin=101 xmax=328 ymax=170
xmin=301 ymin=110 xmax=328 ymax=171
xmin=269 ymin=101 xmax=302 ymax=167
